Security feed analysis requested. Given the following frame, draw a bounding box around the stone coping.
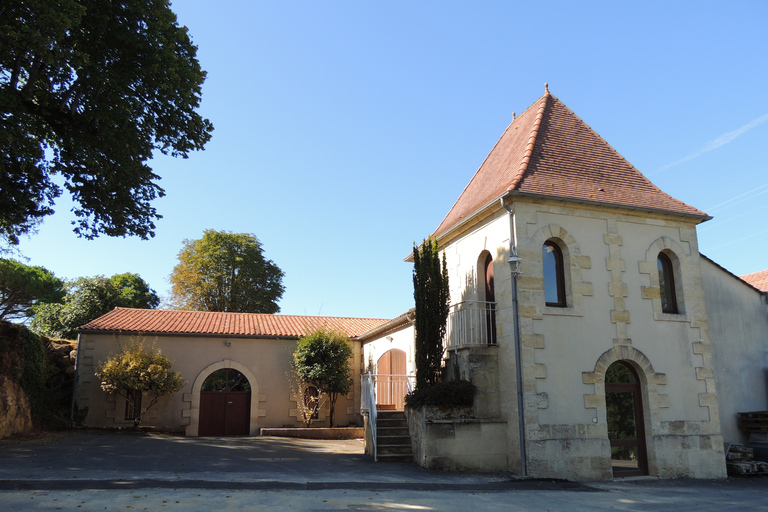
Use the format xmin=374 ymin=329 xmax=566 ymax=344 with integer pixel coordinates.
xmin=425 ymin=418 xmax=507 ymax=424
xmin=260 ymin=427 xmax=364 ymax=439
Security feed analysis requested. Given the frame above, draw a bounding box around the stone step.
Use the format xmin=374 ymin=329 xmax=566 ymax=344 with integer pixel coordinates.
xmin=377 ymin=453 xmax=413 ymax=463
xmin=377 ymin=435 xmax=411 ymax=446
xmin=377 ymin=443 xmax=413 ymax=455
xmin=378 ymin=426 xmax=409 ymax=436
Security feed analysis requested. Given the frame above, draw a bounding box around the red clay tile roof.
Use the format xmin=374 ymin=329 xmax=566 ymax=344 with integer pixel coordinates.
xmin=79 ymin=308 xmax=391 ymax=338
xmin=740 ymin=270 xmax=768 ymax=292
xmin=433 ymin=90 xmax=708 ymax=238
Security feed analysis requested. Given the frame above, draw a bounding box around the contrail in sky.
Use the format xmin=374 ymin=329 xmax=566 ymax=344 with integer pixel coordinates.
xmin=653 ymin=113 xmax=768 ymax=174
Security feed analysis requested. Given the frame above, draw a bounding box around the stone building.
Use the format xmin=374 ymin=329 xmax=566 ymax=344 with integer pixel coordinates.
xmin=74 ymin=308 xmax=387 ymax=435
xmin=364 ymin=87 xmax=767 ymax=480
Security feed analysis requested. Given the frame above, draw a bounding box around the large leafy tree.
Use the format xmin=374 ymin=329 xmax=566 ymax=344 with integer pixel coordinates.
xmin=293 ymin=327 xmax=354 ymax=428
xmin=30 ymin=273 xmax=159 ymax=339
xmin=412 ymin=238 xmax=449 ymax=390
xmin=0 ymin=258 xmax=64 ymax=320
xmin=169 ymin=229 xmax=285 ymax=313
xmin=96 ymin=340 xmax=184 ymax=427
xmin=0 ymin=0 xmax=213 ymax=246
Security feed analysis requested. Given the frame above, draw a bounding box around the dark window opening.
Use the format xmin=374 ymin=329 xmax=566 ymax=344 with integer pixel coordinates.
xmin=543 ymin=241 xmax=566 ymax=307
xmin=657 ymin=253 xmax=678 ymax=314
xmin=124 ymin=390 xmax=142 ymax=421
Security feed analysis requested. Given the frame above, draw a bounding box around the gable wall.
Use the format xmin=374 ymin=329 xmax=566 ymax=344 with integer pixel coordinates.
xmin=75 ymin=333 xmax=363 ymax=434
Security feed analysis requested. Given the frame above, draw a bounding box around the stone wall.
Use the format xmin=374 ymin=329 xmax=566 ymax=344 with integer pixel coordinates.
xmin=406 ymin=406 xmax=507 ymax=471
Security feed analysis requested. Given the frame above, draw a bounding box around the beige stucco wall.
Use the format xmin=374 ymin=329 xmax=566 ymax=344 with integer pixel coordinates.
xmin=362 ymin=325 xmax=416 ymax=377
xmin=75 ymin=333 xmax=362 ymax=435
xmin=436 ymin=197 xmax=726 ymax=480
xmin=700 ymin=258 xmax=768 ymax=445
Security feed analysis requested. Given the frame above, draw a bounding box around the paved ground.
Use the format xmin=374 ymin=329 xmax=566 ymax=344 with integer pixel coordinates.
xmin=1 ymin=431 xmax=767 ymax=511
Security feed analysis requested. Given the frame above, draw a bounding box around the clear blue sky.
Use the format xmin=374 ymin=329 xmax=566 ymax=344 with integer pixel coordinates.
xmin=15 ymin=1 xmax=768 ymax=320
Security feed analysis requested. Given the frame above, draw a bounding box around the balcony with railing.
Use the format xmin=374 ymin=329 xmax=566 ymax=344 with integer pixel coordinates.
xmin=446 ymin=300 xmax=497 ymax=348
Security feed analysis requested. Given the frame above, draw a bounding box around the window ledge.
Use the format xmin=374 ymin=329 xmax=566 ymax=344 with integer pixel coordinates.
xmin=542 ymin=305 xmax=583 ymax=317
xmin=653 ymin=312 xmax=688 ymax=322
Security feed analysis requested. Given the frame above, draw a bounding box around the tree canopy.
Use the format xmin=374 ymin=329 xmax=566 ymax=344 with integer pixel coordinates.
xmin=293 ymin=327 xmax=354 ymax=427
xmin=169 ymin=229 xmax=285 ymax=313
xmin=96 ymin=340 xmax=184 ymax=427
xmin=412 ymin=237 xmax=449 ymax=390
xmin=0 ymin=258 xmax=64 ymax=320
xmin=0 ymin=0 xmax=213 ymax=246
xmin=30 ymin=273 xmax=159 ymax=339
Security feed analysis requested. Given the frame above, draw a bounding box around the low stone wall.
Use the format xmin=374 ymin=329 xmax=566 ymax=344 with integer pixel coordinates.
xmin=406 ymin=406 xmax=507 ymax=471
xmin=260 ymin=427 xmax=363 ymax=439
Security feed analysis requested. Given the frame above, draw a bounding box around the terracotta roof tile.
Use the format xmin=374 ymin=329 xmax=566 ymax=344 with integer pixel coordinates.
xmin=433 ymin=91 xmax=708 ymax=238
xmin=740 ymin=269 xmax=768 ymax=292
xmin=79 ymin=308 xmax=391 ymax=338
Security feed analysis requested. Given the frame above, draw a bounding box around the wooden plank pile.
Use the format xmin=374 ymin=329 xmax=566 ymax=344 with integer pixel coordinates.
xmin=738 ymin=411 xmax=768 ymax=433
xmin=726 ymin=444 xmax=768 ymax=476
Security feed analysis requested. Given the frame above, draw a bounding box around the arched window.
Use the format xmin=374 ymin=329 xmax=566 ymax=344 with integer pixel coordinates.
xmin=657 ymin=252 xmax=678 ymax=314
xmin=543 ymin=241 xmax=566 ymax=307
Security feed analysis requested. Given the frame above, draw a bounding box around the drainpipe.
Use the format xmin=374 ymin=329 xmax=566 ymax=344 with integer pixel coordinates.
xmin=500 ymin=196 xmax=527 ymax=477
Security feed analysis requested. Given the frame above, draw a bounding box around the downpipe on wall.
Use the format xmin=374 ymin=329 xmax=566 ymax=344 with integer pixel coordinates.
xmin=500 ymin=196 xmax=527 ymax=477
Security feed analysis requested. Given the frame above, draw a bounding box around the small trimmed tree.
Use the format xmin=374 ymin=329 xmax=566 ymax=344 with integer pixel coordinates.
xmin=412 ymin=237 xmax=449 ymax=391
xmin=96 ymin=341 xmax=184 ymax=427
xmin=293 ymin=327 xmax=353 ymax=427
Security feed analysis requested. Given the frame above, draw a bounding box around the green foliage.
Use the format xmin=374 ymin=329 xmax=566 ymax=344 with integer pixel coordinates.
xmin=96 ymin=340 xmax=184 ymax=427
xmin=0 ymin=259 xmax=64 ymax=320
xmin=169 ymin=229 xmax=285 ymax=313
xmin=404 ymin=379 xmax=476 ymax=409
xmin=30 ymin=273 xmax=159 ymax=339
xmin=293 ymin=327 xmax=353 ymax=427
xmin=412 ymin=238 xmax=449 ymax=390
xmin=110 ymin=273 xmax=161 ymax=309
xmin=0 ymin=0 xmax=214 ymax=246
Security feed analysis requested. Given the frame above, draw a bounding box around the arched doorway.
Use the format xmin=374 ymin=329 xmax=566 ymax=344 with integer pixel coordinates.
xmin=199 ymin=368 xmax=251 ymax=436
xmin=376 ymin=349 xmax=407 ymax=410
xmin=606 ymin=361 xmax=648 ymax=477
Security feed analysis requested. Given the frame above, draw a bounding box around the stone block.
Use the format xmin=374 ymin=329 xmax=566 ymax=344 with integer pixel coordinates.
xmin=610 ymin=310 xmax=630 ymax=324
xmin=605 ymin=258 xmax=626 ymax=272
xmin=641 ymin=286 xmax=660 ymax=299
xmin=608 ymin=282 xmax=628 ymax=297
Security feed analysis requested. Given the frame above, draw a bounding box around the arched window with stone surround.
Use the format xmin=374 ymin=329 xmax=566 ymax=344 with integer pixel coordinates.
xmin=543 ymin=240 xmax=566 ymax=307
xmin=657 ymin=252 xmax=678 ymax=314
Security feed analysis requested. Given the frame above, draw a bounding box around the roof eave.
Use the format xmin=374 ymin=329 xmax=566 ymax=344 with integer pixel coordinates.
xmin=504 ymin=190 xmax=712 ymax=223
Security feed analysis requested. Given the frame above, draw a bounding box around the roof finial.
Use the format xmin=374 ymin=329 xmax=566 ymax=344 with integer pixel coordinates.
xmin=544 ymin=82 xmax=549 ymax=94
xmin=512 ymin=111 xmax=516 ymax=121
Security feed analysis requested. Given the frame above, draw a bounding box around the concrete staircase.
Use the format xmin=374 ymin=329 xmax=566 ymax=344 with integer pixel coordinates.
xmin=376 ymin=410 xmax=413 ymax=462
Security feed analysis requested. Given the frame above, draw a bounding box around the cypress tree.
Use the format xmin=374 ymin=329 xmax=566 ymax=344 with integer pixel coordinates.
xmin=412 ymin=238 xmax=449 ymax=390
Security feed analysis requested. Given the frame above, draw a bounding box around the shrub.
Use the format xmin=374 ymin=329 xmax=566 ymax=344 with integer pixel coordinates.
xmin=404 ymin=379 xmax=477 ymax=409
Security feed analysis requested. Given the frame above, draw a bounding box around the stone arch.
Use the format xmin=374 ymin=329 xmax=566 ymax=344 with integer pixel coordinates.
xmin=639 ymin=236 xmax=690 ymax=317
xmin=184 ymin=359 xmax=264 ymax=436
xmin=583 ymin=346 xmax=668 ymax=476
xmin=528 ymin=224 xmax=592 ymax=313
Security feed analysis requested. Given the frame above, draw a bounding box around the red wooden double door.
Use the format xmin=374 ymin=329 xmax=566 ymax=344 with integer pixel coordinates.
xmin=198 ymin=368 xmax=251 ymax=436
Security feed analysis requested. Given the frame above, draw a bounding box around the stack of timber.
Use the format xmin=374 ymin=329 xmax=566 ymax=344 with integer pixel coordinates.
xmin=726 ymin=445 xmax=768 ymax=476
xmin=738 ymin=411 xmax=768 ymax=433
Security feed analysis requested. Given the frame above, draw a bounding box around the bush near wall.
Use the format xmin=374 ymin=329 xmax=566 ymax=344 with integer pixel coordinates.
xmin=404 ymin=379 xmax=477 ymax=409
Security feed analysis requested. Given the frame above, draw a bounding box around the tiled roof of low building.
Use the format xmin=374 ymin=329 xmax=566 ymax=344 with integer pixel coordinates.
xmin=79 ymin=307 xmax=391 ymax=338
xmin=433 ymin=87 xmax=708 ymax=238
xmin=740 ymin=269 xmax=768 ymax=292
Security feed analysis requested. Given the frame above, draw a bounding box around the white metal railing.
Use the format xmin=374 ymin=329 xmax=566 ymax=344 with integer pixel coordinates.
xmin=374 ymin=374 xmax=415 ymax=410
xmin=361 ymin=373 xmax=378 ymax=461
xmin=446 ymin=300 xmax=497 ymax=348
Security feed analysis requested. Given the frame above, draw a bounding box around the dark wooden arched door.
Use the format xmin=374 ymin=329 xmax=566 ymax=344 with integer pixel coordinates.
xmin=483 ymin=253 xmax=497 ymax=344
xmin=606 ymin=361 xmax=648 ymax=477
xmin=199 ymin=368 xmax=251 ymax=436
xmin=376 ymin=349 xmax=407 ymax=410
